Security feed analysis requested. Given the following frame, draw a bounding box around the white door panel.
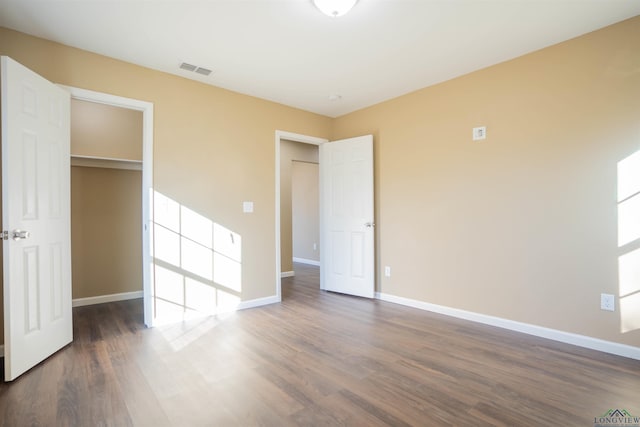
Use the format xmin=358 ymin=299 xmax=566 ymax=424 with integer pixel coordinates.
xmin=320 ymin=135 xmax=374 ymax=298
xmin=2 ymin=56 xmax=72 ymax=381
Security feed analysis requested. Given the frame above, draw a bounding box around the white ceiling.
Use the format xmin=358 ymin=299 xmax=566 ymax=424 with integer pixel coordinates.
xmin=1 ymin=1 xmax=639 ymax=117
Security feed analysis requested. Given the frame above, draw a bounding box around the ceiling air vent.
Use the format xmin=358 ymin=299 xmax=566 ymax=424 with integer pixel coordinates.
xmin=195 ymin=67 xmax=212 ymax=76
xmin=179 ymin=62 xmax=197 ymax=72
xmin=179 ymin=62 xmax=214 ymax=77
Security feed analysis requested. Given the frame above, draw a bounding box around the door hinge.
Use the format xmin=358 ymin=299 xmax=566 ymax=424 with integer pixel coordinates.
xmin=2 ymin=230 xmax=8 ymax=240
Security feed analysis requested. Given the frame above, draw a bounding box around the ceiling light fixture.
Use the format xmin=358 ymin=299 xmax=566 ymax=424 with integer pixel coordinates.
xmin=313 ymin=0 xmax=358 ymax=17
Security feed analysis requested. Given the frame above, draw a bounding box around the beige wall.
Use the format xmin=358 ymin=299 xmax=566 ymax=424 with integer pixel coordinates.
xmin=71 ymin=99 xmax=142 ymax=160
xmin=280 ymin=140 xmax=319 ymax=272
xmin=71 ymin=166 xmax=142 ymax=299
xmin=292 ymin=161 xmax=319 ymax=263
xmin=0 ymin=27 xmax=331 ymax=313
xmin=1 ymin=16 xmax=639 ymax=349
xmin=333 ymin=16 xmax=640 ymax=346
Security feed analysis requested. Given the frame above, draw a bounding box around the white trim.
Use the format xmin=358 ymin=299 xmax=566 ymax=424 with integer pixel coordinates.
xmin=281 ymin=271 xmax=295 ymax=278
xmin=71 ymin=154 xmax=142 ymax=171
xmin=72 ymin=291 xmax=143 ymax=307
xmin=173 ymin=295 xmax=281 ymax=318
xmin=237 ymin=295 xmax=281 ymax=310
xmin=293 ymin=257 xmax=320 ymax=266
xmin=376 ymin=292 xmax=640 ymax=361
xmin=61 ymin=85 xmax=154 ymax=328
xmin=275 ymin=131 xmax=328 ymax=301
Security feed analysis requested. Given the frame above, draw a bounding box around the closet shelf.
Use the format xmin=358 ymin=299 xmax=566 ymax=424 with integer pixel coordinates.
xmin=71 ymin=155 xmax=142 ymax=171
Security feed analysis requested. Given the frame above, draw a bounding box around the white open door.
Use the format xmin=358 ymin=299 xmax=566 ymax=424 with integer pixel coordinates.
xmin=320 ymin=135 xmax=374 ymax=298
xmin=1 ymin=56 xmax=72 ymax=381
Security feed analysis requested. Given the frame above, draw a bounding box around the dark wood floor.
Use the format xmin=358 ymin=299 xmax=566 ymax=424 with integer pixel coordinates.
xmin=1 ymin=263 xmax=639 ymax=426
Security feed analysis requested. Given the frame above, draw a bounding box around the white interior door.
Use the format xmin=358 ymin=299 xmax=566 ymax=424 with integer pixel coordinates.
xmin=1 ymin=56 xmax=72 ymax=381
xmin=320 ymin=135 xmax=374 ymax=298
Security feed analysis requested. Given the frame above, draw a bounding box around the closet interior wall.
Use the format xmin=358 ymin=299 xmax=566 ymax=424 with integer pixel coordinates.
xmin=70 ymin=99 xmax=143 ymax=300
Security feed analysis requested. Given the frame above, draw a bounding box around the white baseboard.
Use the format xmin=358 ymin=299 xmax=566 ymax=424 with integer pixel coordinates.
xmin=293 ymin=257 xmax=320 ymax=267
xmin=281 ymin=271 xmax=295 ymax=278
xmin=72 ymin=291 xmax=143 ymax=307
xmin=214 ymin=294 xmax=281 ymax=315
xmin=72 ymin=291 xmax=278 ymax=313
xmin=376 ymin=292 xmax=640 ymax=361
xmin=237 ymin=295 xmax=281 ymax=310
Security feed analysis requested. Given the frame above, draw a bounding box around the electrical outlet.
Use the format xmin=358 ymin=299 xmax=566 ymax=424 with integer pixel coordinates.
xmin=600 ymin=293 xmax=615 ymax=311
xmin=384 ymin=266 xmax=391 ymax=277
xmin=472 ymin=126 xmax=487 ymax=141
xmin=313 ymin=243 xmax=317 ymax=251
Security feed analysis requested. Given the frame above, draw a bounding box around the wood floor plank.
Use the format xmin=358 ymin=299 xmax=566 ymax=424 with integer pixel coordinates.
xmin=111 ymin=357 xmax=172 ymax=427
xmin=1 ymin=262 xmax=639 ymax=426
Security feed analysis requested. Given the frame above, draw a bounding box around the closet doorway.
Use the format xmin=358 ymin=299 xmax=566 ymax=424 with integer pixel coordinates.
xmin=70 ymin=99 xmax=142 ymax=306
xmin=65 ymin=87 xmax=153 ymax=327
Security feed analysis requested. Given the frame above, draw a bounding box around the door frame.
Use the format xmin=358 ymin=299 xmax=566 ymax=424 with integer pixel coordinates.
xmin=274 ymin=131 xmax=327 ymax=300
xmin=61 ymin=86 xmax=154 ymax=327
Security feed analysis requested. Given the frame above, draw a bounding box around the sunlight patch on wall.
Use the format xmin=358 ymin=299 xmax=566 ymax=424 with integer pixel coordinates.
xmin=182 ymin=204 xmax=213 ymax=247
xmin=618 ymin=196 xmax=640 ymax=247
xmin=153 ymin=224 xmax=180 ymax=265
xmin=617 ymin=150 xmax=640 ymax=201
xmin=151 ymin=191 xmax=242 ymax=327
xmin=155 ymin=191 xmax=181 ymax=231
xmin=185 ymin=277 xmax=216 ymax=313
xmin=155 ymin=265 xmax=184 ymax=306
xmin=182 ymin=237 xmax=213 ymax=280
xmin=213 ymin=223 xmax=242 ymax=292
xmin=619 ymin=249 xmax=640 ymax=296
xmin=620 ymin=292 xmax=640 ymax=333
xmin=620 ymin=293 xmax=640 ymax=332
xmin=619 ymin=248 xmax=640 ymax=333
xmin=617 ymin=149 xmax=640 ymax=333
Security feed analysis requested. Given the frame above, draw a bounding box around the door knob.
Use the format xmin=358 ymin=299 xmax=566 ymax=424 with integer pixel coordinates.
xmin=12 ymin=229 xmax=30 ymax=241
